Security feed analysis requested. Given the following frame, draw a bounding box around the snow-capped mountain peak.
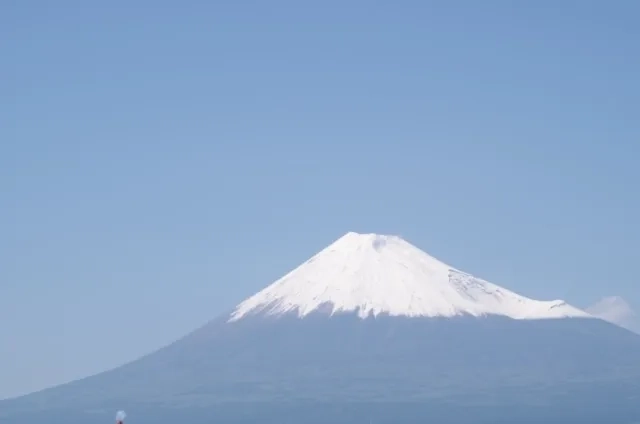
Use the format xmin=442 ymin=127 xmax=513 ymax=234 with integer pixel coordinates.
xmin=228 ymin=232 xmax=590 ymax=322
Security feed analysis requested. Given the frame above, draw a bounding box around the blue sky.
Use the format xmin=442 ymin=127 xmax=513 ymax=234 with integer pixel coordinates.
xmin=2 ymin=1 xmax=639 ymax=399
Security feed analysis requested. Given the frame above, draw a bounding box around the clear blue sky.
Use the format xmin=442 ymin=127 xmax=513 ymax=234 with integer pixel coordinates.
xmin=2 ymin=0 xmax=639 ymax=400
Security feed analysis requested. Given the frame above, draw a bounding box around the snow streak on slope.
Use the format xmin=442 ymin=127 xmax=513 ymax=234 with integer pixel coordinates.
xmin=229 ymin=232 xmax=590 ymax=322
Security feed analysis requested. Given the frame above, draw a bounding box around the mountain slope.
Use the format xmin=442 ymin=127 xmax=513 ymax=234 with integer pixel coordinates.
xmin=3 ymin=313 xmax=640 ymax=423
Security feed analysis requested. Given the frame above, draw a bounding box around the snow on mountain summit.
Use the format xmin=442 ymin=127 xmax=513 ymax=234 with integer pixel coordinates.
xmin=229 ymin=232 xmax=590 ymax=322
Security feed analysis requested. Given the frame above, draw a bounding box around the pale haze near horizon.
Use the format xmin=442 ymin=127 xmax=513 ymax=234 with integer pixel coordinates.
xmin=2 ymin=1 xmax=639 ymax=400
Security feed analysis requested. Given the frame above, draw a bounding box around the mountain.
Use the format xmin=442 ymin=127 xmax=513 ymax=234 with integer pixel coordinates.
xmin=229 ymin=232 xmax=589 ymax=321
xmin=3 ymin=232 xmax=640 ymax=424
xmin=587 ymin=296 xmax=640 ymax=334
